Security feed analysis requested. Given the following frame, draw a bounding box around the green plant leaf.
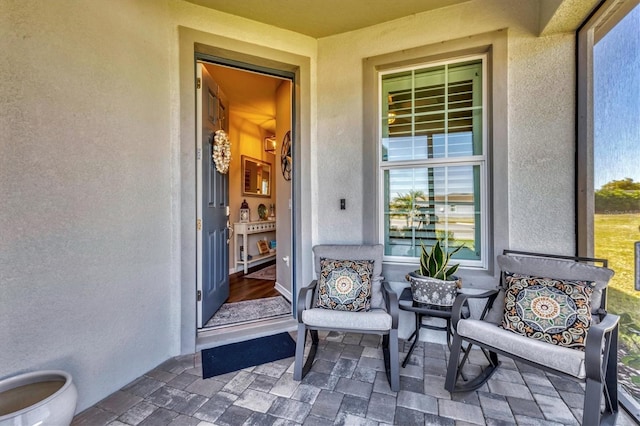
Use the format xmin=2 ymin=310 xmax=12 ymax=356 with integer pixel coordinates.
xmin=449 ymin=244 xmax=465 ymax=256
xmin=433 ymin=240 xmax=444 ymax=269
xmin=419 ymin=244 xmax=429 ymax=275
xmin=445 ymin=263 xmax=460 ymax=280
xmin=427 ymin=241 xmax=440 ymax=276
xmin=417 ymin=238 xmax=465 ymax=280
xmin=420 ymin=244 xmax=431 ymax=276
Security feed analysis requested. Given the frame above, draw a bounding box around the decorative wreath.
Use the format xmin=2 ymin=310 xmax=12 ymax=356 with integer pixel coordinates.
xmin=211 ymin=129 xmax=231 ymax=174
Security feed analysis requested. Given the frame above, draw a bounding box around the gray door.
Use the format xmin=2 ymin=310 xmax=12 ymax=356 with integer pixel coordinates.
xmin=200 ymin=64 xmax=230 ymax=325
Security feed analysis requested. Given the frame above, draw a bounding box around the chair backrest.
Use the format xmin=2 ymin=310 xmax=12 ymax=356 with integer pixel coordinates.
xmin=495 ymin=251 xmax=614 ymax=316
xmin=312 ymin=244 xmax=385 ymax=309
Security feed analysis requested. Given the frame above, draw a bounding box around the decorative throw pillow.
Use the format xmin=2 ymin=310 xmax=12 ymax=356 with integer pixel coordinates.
xmin=316 ymin=258 xmax=374 ymax=312
xmin=500 ymin=272 xmax=595 ymax=351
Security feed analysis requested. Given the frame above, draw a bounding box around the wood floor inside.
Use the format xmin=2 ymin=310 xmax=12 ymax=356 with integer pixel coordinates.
xmin=227 ymin=262 xmax=279 ymax=303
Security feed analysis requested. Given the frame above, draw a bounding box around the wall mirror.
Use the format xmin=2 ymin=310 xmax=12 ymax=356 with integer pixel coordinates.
xmin=242 ymin=155 xmax=271 ymax=197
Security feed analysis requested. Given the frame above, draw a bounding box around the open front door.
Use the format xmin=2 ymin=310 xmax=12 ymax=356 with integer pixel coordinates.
xmin=197 ymin=63 xmax=230 ymax=327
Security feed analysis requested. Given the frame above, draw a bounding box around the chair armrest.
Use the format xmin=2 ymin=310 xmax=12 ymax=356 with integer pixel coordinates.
xmin=451 ymin=289 xmax=499 ymax=329
xmin=585 ymin=313 xmax=619 ymax=380
xmin=382 ymin=280 xmax=399 ymax=329
xmin=297 ymin=280 xmax=318 ymax=323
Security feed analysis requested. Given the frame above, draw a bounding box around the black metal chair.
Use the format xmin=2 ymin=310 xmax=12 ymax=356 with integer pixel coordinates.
xmin=445 ymin=250 xmax=619 ymax=426
xmin=293 ymin=244 xmax=400 ymax=391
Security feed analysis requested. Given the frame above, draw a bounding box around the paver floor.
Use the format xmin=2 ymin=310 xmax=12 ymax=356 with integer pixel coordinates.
xmin=72 ymin=331 xmax=638 ymax=425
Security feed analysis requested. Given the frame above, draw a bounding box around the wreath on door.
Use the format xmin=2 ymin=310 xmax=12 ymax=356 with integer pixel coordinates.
xmin=211 ymin=129 xmax=231 ymax=174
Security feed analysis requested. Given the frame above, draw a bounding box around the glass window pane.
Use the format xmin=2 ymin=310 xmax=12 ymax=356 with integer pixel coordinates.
xmin=381 ymin=60 xmax=483 ymax=161
xmin=592 ymin=3 xmax=640 ymax=408
xmin=383 ymin=165 xmax=481 ymax=260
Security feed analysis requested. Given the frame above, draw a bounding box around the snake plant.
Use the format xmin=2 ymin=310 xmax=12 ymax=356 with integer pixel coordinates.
xmin=418 ymin=239 xmax=464 ymax=280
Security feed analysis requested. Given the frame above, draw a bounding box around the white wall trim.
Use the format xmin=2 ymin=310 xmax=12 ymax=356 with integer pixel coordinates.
xmin=274 ymin=281 xmax=292 ymax=301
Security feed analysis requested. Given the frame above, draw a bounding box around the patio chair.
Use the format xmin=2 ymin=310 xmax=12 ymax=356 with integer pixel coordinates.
xmin=444 ymin=250 xmax=619 ymax=426
xmin=293 ymin=244 xmax=400 ymax=391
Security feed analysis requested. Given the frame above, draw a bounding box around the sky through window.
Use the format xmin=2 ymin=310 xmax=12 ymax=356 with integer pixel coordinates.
xmin=594 ymin=4 xmax=640 ymax=189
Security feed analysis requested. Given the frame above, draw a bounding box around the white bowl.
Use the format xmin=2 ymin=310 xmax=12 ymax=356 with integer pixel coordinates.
xmin=0 ymin=370 xmax=78 ymax=426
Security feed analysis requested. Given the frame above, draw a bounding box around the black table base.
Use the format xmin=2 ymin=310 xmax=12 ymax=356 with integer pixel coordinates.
xmin=399 ymin=287 xmax=455 ymax=367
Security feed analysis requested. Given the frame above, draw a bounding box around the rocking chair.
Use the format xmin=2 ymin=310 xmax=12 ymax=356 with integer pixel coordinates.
xmin=444 ymin=250 xmax=619 ymax=426
xmin=293 ymin=244 xmax=400 ymax=391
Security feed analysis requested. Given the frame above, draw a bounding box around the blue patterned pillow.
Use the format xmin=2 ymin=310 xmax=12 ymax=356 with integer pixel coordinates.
xmin=500 ymin=272 xmax=595 ymax=351
xmin=317 ymin=258 xmax=373 ymax=312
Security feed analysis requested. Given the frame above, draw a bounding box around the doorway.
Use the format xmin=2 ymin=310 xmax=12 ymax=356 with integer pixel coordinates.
xmin=196 ymin=58 xmax=294 ymax=330
xmin=178 ymin=26 xmax=312 ymax=355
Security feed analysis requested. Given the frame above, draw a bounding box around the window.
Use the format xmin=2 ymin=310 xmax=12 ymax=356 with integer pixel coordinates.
xmin=379 ymin=58 xmax=486 ymax=267
xmin=577 ymin=0 xmax=640 ymax=419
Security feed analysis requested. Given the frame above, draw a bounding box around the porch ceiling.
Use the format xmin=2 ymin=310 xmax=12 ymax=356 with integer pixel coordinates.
xmin=186 ymin=0 xmax=472 ymax=38
xmin=186 ymin=0 xmax=599 ymax=38
xmin=192 ymin=0 xmax=601 ymax=134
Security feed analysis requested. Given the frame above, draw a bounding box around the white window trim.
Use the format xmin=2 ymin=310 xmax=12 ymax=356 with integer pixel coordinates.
xmin=362 ymin=30 xmax=508 ymax=287
xmin=377 ymin=54 xmax=489 ymax=270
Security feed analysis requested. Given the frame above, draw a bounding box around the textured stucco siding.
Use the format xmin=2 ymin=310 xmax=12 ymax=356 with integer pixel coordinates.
xmin=1 ymin=0 xmax=581 ymax=413
xmin=0 ymin=0 xmax=316 ymax=412
xmin=315 ymin=0 xmax=576 ymax=253
xmin=508 ymin=32 xmax=576 ymax=254
xmin=0 ymin=0 xmax=176 ymax=411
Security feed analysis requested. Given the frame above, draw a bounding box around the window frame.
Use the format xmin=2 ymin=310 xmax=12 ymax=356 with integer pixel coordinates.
xmin=377 ymin=55 xmax=489 ymax=269
xmin=362 ymin=30 xmax=508 ymax=286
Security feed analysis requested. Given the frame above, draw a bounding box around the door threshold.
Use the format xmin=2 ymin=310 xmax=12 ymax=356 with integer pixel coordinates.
xmin=196 ymin=316 xmax=297 ymax=351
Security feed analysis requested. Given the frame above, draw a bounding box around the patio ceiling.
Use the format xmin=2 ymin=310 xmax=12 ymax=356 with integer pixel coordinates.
xmin=186 ymin=0 xmax=600 ymax=38
xmin=186 ymin=0 xmax=472 ymax=38
xmin=193 ymin=0 xmax=600 ymax=134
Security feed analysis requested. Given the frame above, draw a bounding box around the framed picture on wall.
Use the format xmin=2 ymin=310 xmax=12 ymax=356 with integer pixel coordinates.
xmin=257 ymin=240 xmax=269 ymax=255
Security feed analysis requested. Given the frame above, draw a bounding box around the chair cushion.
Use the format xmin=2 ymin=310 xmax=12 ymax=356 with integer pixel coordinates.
xmin=313 ymin=245 xmax=385 ymax=309
xmin=458 ymin=319 xmax=586 ymax=379
xmin=302 ymin=308 xmax=392 ymax=331
xmin=497 ymin=254 xmax=614 ymax=314
xmin=500 ymin=272 xmax=594 ymax=351
xmin=317 ymin=258 xmax=373 ymax=311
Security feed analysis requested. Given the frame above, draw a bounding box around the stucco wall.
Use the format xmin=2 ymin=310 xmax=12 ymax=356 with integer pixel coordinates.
xmin=1 ymin=0 xmax=581 ymax=414
xmin=0 ymin=0 xmax=176 ymax=411
xmin=0 ymin=0 xmax=316 ymax=412
xmin=508 ymin=33 xmax=576 ymax=254
xmin=315 ymin=0 xmax=576 ymax=256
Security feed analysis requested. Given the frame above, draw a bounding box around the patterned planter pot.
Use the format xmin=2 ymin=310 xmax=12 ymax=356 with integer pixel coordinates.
xmin=407 ymin=271 xmax=460 ymax=306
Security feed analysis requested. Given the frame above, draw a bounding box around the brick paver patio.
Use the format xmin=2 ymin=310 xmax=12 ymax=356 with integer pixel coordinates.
xmin=72 ymin=331 xmax=638 ymax=425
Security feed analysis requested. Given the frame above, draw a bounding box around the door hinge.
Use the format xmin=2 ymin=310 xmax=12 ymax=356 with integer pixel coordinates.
xmin=197 ymin=219 xmax=202 ymax=231
xmin=197 ymin=148 xmax=202 ymax=160
xmin=197 ymin=290 xmax=202 ymax=302
xmin=196 ymin=78 xmax=201 ymax=89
